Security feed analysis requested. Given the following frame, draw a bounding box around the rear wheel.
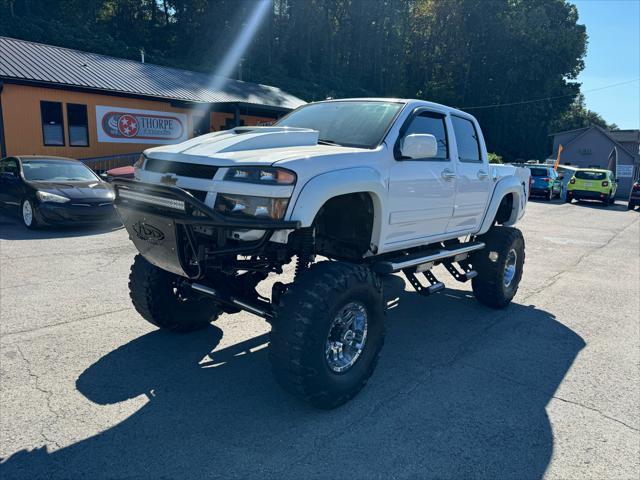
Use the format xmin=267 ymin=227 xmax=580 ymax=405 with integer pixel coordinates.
xmin=129 ymin=254 xmax=221 ymax=332
xmin=269 ymin=262 xmax=385 ymax=409
xmin=471 ymin=227 xmax=525 ymax=308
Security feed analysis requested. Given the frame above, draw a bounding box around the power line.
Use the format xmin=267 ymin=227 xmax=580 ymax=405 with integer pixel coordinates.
xmin=458 ymin=78 xmax=640 ymax=110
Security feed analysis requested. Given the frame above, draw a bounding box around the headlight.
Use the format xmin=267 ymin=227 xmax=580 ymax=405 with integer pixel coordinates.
xmin=224 ymin=167 xmax=296 ymax=185
xmin=215 ymin=194 xmax=289 ymax=220
xmin=36 ymin=191 xmax=70 ymax=203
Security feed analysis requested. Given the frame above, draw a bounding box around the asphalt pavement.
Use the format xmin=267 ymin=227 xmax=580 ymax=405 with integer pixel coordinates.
xmin=0 ymin=199 xmax=638 ymax=479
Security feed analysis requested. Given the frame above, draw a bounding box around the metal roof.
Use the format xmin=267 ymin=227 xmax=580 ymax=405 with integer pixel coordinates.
xmin=0 ymin=36 xmax=306 ymax=110
xmin=609 ymin=130 xmax=640 ymax=144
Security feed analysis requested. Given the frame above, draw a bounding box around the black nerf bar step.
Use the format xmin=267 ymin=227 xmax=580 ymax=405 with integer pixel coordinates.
xmin=112 ymin=178 xmax=300 ymax=230
xmin=403 ymin=269 xmax=445 ymax=297
xmin=373 ymin=241 xmax=485 ymax=274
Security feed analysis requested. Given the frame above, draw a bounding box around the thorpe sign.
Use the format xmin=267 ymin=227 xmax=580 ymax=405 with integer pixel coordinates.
xmin=96 ymin=106 xmax=188 ymax=144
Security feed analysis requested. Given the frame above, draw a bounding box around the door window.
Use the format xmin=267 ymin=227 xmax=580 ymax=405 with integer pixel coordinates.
xmin=41 ymin=101 xmax=65 ymax=146
xmin=401 ymin=112 xmax=449 ymax=160
xmin=67 ymin=104 xmax=89 ymax=146
xmin=451 ymin=116 xmax=482 ymax=163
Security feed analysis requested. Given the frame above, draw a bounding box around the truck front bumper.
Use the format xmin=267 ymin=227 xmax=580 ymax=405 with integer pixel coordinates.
xmin=112 ymin=178 xmax=299 ymax=278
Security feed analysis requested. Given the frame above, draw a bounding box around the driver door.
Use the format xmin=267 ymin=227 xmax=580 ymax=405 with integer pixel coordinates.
xmin=386 ymin=110 xmax=456 ymax=248
xmin=0 ymin=157 xmax=22 ymax=215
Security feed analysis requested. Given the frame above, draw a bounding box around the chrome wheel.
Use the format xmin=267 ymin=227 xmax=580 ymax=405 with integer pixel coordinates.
xmin=22 ymin=200 xmax=33 ymax=227
xmin=503 ymin=248 xmax=517 ymax=288
xmin=325 ymin=301 xmax=368 ymax=373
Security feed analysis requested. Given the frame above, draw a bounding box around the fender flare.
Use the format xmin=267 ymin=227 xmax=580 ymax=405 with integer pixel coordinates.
xmin=288 ymin=167 xmax=387 ymax=248
xmin=477 ymin=176 xmax=527 ymax=235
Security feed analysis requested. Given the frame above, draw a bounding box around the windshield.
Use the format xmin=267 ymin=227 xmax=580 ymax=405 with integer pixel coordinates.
xmin=22 ymin=160 xmax=99 ymax=182
xmin=575 ymin=171 xmax=606 ymax=181
xmin=530 ymin=168 xmax=549 ymax=177
xmin=275 ymin=101 xmax=403 ymax=148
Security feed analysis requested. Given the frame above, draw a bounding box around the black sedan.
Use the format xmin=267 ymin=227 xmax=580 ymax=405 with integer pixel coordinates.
xmin=0 ymin=155 xmax=118 ymax=229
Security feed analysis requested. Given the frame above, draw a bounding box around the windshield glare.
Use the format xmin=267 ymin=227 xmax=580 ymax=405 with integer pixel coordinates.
xmin=275 ymin=101 xmax=403 ymax=148
xmin=22 ymin=160 xmax=98 ymax=182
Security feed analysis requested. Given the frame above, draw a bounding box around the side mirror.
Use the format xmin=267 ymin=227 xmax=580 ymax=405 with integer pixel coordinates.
xmin=400 ymin=134 xmax=438 ymax=159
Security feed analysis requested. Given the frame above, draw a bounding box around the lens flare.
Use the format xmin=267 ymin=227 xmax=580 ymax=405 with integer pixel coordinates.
xmin=208 ymin=0 xmax=272 ymax=92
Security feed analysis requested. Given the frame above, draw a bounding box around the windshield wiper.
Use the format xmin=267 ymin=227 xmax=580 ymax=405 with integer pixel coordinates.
xmin=318 ymin=139 xmax=342 ymax=146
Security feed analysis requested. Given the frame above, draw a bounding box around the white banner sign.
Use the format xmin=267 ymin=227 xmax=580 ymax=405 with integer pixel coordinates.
xmin=616 ymin=164 xmax=634 ymax=178
xmin=96 ymin=106 xmax=188 ymax=144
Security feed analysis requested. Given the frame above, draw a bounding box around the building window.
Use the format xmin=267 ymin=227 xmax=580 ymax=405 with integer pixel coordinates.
xmin=67 ymin=104 xmax=89 ymax=146
xmin=220 ymin=117 xmax=245 ymax=130
xmin=40 ymin=101 xmax=64 ymax=146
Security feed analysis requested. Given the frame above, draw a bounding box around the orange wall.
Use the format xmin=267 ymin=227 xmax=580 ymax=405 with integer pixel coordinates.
xmin=1 ymin=83 xmax=199 ymax=159
xmin=1 ymin=83 xmax=279 ymax=159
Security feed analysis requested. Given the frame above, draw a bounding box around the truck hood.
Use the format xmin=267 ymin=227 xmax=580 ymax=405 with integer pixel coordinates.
xmin=143 ymin=126 xmax=366 ymax=166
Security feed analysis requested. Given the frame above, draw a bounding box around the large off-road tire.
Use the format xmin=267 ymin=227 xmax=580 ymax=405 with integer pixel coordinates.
xmin=269 ymin=261 xmax=385 ymax=409
xmin=129 ymin=254 xmax=221 ymax=332
xmin=471 ymin=227 xmax=525 ymax=308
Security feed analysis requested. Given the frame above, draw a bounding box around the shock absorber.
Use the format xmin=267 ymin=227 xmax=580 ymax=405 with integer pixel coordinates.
xmin=295 ymin=227 xmax=315 ymax=279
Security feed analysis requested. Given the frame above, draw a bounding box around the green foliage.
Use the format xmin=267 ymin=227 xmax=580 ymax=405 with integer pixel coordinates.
xmin=0 ymin=0 xmax=594 ymax=160
xmin=551 ymin=94 xmax=617 ymax=133
xmin=488 ymin=153 xmax=503 ymax=164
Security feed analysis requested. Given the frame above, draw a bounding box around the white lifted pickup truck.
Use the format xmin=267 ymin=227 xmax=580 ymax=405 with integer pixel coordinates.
xmin=114 ymin=98 xmax=530 ymax=408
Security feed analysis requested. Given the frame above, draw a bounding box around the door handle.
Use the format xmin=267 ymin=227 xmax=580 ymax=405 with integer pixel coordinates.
xmin=441 ymin=169 xmax=456 ymax=181
xmin=477 ymin=170 xmax=489 ymax=179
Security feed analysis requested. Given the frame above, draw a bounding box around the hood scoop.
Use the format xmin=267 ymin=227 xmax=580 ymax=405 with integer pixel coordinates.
xmin=181 ymin=126 xmax=319 ymax=156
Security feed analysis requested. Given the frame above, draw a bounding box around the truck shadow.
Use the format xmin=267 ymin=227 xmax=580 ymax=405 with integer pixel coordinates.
xmin=0 ymin=278 xmax=585 ymax=479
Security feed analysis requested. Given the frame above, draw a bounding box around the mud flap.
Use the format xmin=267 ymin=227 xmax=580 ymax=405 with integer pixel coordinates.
xmin=118 ymin=206 xmax=190 ymax=277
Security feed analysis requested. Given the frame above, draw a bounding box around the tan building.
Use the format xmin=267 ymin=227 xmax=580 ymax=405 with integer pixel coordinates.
xmin=0 ymin=36 xmax=305 ymax=169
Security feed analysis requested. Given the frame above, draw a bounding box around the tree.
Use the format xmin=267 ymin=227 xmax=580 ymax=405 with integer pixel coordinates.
xmin=0 ymin=0 xmax=593 ymax=160
xmin=551 ymin=94 xmax=617 ymax=133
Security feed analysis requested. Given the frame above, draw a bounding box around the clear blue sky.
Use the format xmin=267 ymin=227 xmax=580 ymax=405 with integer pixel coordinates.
xmin=573 ymin=0 xmax=640 ymax=129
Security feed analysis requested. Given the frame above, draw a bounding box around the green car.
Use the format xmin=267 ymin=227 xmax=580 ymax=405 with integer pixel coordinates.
xmin=566 ymin=168 xmax=617 ymax=206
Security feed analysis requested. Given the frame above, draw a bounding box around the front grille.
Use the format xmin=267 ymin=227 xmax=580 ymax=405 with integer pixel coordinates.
xmin=71 ymin=201 xmax=113 ymax=207
xmin=144 ymin=158 xmax=218 ymax=179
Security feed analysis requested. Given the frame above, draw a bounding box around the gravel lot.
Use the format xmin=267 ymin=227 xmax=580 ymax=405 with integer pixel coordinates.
xmin=1 ymin=200 xmax=638 ymax=479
